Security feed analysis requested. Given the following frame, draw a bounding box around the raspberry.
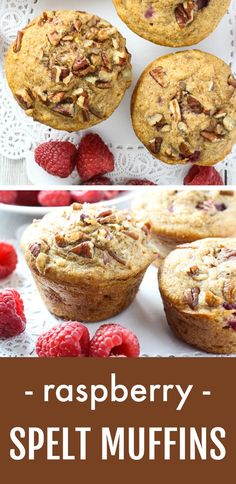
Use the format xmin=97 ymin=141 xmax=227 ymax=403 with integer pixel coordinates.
xmin=0 ymin=288 xmax=26 ymax=338
xmin=184 ymin=166 xmax=224 ymax=185
xmin=71 ymin=190 xmax=106 ymax=203
xmin=85 ymin=176 xmax=113 ymax=185
xmin=126 ymin=179 xmax=157 ymax=185
xmin=35 ymin=141 xmax=77 ymax=178
xmin=38 ymin=191 xmax=72 ymax=207
xmin=36 ymin=322 xmax=90 ymax=357
xmin=16 ymin=191 xmax=40 ymax=206
xmin=89 ymin=323 xmax=140 ymax=357
xmin=77 ymin=133 xmax=114 ymax=182
xmin=0 ymin=191 xmax=18 ymax=204
xmin=0 ymin=242 xmax=18 ymax=279
xmin=103 ymin=190 xmax=120 ymax=200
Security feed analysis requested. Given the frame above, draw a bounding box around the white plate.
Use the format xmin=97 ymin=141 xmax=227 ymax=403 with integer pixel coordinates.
xmin=0 ymin=191 xmax=133 ymax=216
xmin=1 ymin=0 xmax=235 ymax=184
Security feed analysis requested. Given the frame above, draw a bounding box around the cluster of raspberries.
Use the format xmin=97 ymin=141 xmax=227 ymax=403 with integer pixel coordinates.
xmin=0 ymin=242 xmax=140 ymax=357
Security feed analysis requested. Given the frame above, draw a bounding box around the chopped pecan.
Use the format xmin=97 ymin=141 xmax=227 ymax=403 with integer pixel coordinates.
xmin=74 ymin=19 xmax=82 ymax=31
xmin=101 ymin=51 xmax=112 ymax=71
xmin=29 ymin=243 xmax=41 ymax=258
xmin=147 ymin=113 xmax=163 ymax=127
xmin=96 ymin=81 xmax=112 ymax=89
xmin=38 ymin=12 xmax=49 ymax=26
xmin=70 ymin=241 xmax=94 ymax=258
xmin=108 ymin=250 xmax=126 ymax=265
xmin=89 ymin=106 xmax=105 ymax=119
xmin=15 ymin=88 xmax=34 ymax=110
xmin=228 ymin=74 xmax=236 ymax=88
xmin=49 ymin=92 xmax=65 ymax=104
xmin=103 ymin=250 xmax=113 ymax=265
xmin=187 ymin=95 xmax=203 ymax=114
xmin=178 ymin=121 xmax=188 ymax=133
xmin=123 ymin=231 xmax=139 ymax=240
xmin=97 ymin=214 xmax=117 ymax=224
xmin=175 ymin=2 xmax=195 ymax=28
xmin=187 ymin=265 xmax=200 ymax=276
xmin=179 ymin=142 xmax=192 ymax=157
xmin=223 ymin=280 xmax=236 ymax=304
xmin=219 ymin=190 xmax=234 ymax=196
xmin=196 ymin=0 xmax=209 ymax=8
xmin=51 ymin=66 xmax=70 ymax=83
xmin=205 ymin=290 xmax=221 ymax=307
xmin=184 ymin=287 xmax=200 ymax=309
xmin=13 ymin=31 xmax=24 ymax=53
xmin=97 ymin=210 xmax=113 ymax=218
xmin=47 ymin=31 xmax=61 ymax=46
xmin=149 ymin=137 xmax=163 ymax=154
xmin=51 ymin=102 xmax=75 ymax=117
xmin=169 ymin=99 xmax=181 ymax=122
xmin=142 ymin=221 xmax=152 ymax=236
xmin=72 ymin=57 xmax=90 ymax=73
xmin=223 ymin=115 xmax=235 ymax=131
xmin=149 ymin=67 xmax=169 ymax=88
xmin=200 ymin=131 xmax=224 ymax=142
xmin=187 ymin=151 xmax=201 ymax=163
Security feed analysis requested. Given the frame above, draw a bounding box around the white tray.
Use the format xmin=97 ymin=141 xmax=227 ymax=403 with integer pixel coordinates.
xmin=1 ymin=0 xmax=236 ymax=185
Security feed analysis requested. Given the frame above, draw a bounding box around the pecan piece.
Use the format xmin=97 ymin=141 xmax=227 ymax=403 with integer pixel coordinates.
xmin=228 ymin=74 xmax=236 ymax=88
xmin=70 ymin=241 xmax=94 ymax=258
xmin=147 ymin=113 xmax=163 ymax=127
xmin=108 ymin=250 xmax=126 ymax=265
xmin=200 ymin=131 xmax=224 ymax=142
xmin=97 ymin=210 xmax=113 ymax=218
xmin=196 ymin=0 xmax=209 ymax=8
xmin=95 ymin=81 xmax=112 ymax=89
xmin=149 ymin=137 xmax=163 ymax=154
xmin=13 ymin=31 xmax=24 ymax=53
xmin=89 ymin=106 xmax=105 ymax=119
xmin=175 ymin=2 xmax=195 ymax=28
xmin=51 ymin=66 xmax=70 ymax=83
xmin=169 ymin=99 xmax=181 ymax=122
xmin=184 ymin=287 xmax=200 ymax=309
xmin=205 ymin=290 xmax=221 ymax=307
xmin=97 ymin=214 xmax=117 ymax=224
xmin=187 ymin=265 xmax=200 ymax=276
xmin=47 ymin=31 xmax=61 ymax=46
xmin=223 ymin=280 xmax=236 ymax=304
xmin=223 ymin=115 xmax=235 ymax=132
xmin=15 ymin=88 xmax=34 ymax=110
xmin=103 ymin=250 xmax=113 ymax=265
xmin=51 ymin=102 xmax=75 ymax=117
xmin=29 ymin=243 xmax=41 ymax=258
xmin=72 ymin=57 xmax=90 ymax=73
xmin=123 ymin=231 xmax=139 ymax=240
xmin=149 ymin=67 xmax=169 ymax=88
xmin=187 ymin=96 xmax=203 ymax=114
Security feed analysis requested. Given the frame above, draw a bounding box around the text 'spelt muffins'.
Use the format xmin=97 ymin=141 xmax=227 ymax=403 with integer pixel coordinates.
xmin=132 ymin=190 xmax=236 ymax=261
xmin=21 ymin=203 xmax=156 ymax=322
xmin=5 ymin=10 xmax=132 ymax=132
xmin=131 ymin=50 xmax=236 ymax=166
xmin=113 ymin=0 xmax=230 ymax=47
xmin=159 ymin=238 xmax=236 ymax=354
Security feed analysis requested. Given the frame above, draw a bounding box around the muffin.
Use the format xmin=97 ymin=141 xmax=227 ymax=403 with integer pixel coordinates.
xmin=132 ymin=189 xmax=236 ymax=262
xmin=5 ymin=10 xmax=132 ymax=132
xmin=21 ymin=203 xmax=156 ymax=322
xmin=131 ymin=50 xmax=236 ymax=166
xmin=113 ymin=0 xmax=230 ymax=47
xmin=159 ymin=238 xmax=236 ymax=354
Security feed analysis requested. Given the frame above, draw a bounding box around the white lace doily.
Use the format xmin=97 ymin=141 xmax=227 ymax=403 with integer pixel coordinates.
xmin=1 ymin=0 xmax=236 ymax=184
xmin=0 ymin=234 xmax=235 ymax=358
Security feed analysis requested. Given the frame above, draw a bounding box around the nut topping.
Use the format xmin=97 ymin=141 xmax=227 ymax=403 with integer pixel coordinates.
xmin=51 ymin=102 xmax=75 ymax=117
xmin=15 ymin=88 xmax=34 ymax=110
xmin=200 ymin=131 xmax=224 ymax=142
xmin=107 ymin=250 xmax=126 ymax=265
xmin=188 ymin=266 xmax=200 ymax=276
xmin=228 ymin=74 xmax=236 ymax=88
xmin=149 ymin=137 xmax=163 ymax=154
xmin=223 ymin=115 xmax=235 ymax=132
xmin=47 ymin=31 xmax=62 ymax=46
xmin=29 ymin=243 xmax=41 ymax=258
xmin=123 ymin=231 xmax=139 ymax=240
xmin=175 ymin=2 xmax=195 ymax=28
xmin=149 ymin=67 xmax=169 ymax=88
xmin=147 ymin=113 xmax=163 ymax=126
xmin=70 ymin=241 xmax=94 ymax=258
xmin=187 ymin=95 xmax=203 ymax=114
xmin=223 ymin=281 xmax=236 ymax=304
xmin=72 ymin=56 xmax=90 ymax=73
xmin=184 ymin=287 xmax=200 ymax=309
xmin=169 ymin=99 xmax=181 ymax=122
xmin=13 ymin=31 xmax=24 ymax=53
xmin=205 ymin=290 xmax=221 ymax=307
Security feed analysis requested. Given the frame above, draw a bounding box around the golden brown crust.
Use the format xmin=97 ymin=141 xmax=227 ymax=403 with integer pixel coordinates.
xmin=131 ymin=50 xmax=236 ymax=166
xmin=113 ymin=0 xmax=230 ymax=48
xmin=5 ymin=10 xmax=132 ymax=132
xmin=158 ymin=238 xmax=236 ymax=354
xmin=21 ymin=203 xmax=156 ymax=322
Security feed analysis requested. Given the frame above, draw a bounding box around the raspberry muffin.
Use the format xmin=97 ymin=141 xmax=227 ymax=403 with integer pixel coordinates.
xmin=113 ymin=1 xmax=230 ymax=47
xmin=21 ymin=203 xmax=156 ymax=322
xmin=131 ymin=50 xmax=236 ymax=166
xmin=132 ymin=189 xmax=236 ymax=262
xmin=5 ymin=10 xmax=132 ymax=132
xmin=159 ymin=238 xmax=236 ymax=354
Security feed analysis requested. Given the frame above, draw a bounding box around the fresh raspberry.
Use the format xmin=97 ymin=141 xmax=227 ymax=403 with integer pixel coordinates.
xmin=16 ymin=191 xmax=40 ymax=206
xmin=36 ymin=322 xmax=90 ymax=357
xmin=89 ymin=323 xmax=140 ymax=358
xmin=0 ymin=288 xmax=26 ymax=338
xmin=71 ymin=190 xmax=106 ymax=203
xmin=85 ymin=176 xmax=113 ymax=185
xmin=126 ymin=179 xmax=157 ymax=185
xmin=35 ymin=141 xmax=77 ymax=178
xmin=38 ymin=191 xmax=72 ymax=207
xmin=103 ymin=190 xmax=120 ymax=200
xmin=77 ymin=134 xmax=114 ymax=182
xmin=184 ymin=166 xmax=224 ymax=185
xmin=0 ymin=242 xmax=18 ymax=279
xmin=0 ymin=191 xmax=18 ymax=204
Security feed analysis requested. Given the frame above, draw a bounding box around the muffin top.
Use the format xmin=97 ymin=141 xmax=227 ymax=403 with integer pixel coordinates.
xmin=5 ymin=10 xmax=132 ymax=131
xmin=113 ymin=0 xmax=230 ymax=47
xmin=159 ymin=238 xmax=236 ymax=326
xmin=132 ymin=189 xmax=236 ymax=242
xmin=131 ymin=50 xmax=236 ymax=166
xmin=21 ymin=203 xmax=156 ymax=283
